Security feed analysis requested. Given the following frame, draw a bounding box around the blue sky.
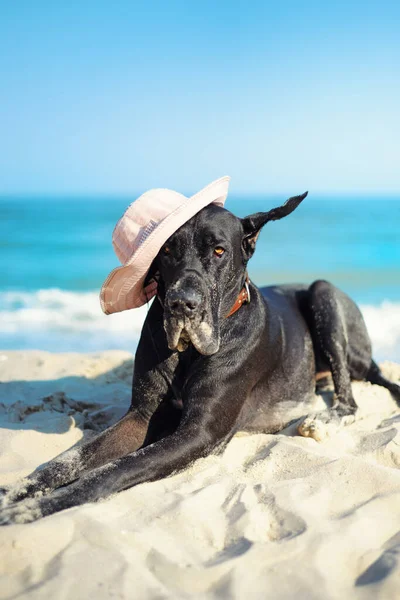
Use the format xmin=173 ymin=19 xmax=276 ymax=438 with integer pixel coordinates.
xmin=1 ymin=0 xmax=399 ymax=195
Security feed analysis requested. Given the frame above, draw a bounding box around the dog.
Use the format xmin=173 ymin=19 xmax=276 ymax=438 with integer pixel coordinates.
xmin=1 ymin=191 xmax=399 ymax=524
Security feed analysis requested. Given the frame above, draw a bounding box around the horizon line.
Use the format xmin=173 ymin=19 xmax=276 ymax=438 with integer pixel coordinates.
xmin=2 ymin=190 xmax=400 ymax=199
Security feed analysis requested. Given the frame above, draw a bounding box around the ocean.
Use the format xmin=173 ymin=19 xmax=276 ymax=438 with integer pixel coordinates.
xmin=1 ymin=195 xmax=399 ymax=361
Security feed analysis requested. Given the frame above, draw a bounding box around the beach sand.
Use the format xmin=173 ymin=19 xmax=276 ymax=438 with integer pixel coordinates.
xmin=0 ymin=350 xmax=399 ymax=599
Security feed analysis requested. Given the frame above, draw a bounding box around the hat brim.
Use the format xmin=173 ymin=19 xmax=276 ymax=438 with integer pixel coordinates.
xmin=100 ymin=176 xmax=230 ymax=314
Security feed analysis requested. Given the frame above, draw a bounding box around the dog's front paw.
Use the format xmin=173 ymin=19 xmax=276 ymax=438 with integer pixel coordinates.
xmin=0 ymin=479 xmax=41 ymax=509
xmin=0 ymin=486 xmax=8 ymax=508
xmin=0 ymin=487 xmax=83 ymax=525
xmin=0 ymin=498 xmax=43 ymax=525
xmin=0 ymin=484 xmax=20 ymax=509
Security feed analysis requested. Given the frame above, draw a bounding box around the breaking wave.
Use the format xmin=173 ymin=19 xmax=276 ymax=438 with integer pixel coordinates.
xmin=1 ymin=289 xmax=400 ymax=361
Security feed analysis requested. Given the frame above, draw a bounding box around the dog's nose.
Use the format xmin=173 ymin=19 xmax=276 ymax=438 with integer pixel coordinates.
xmin=167 ymin=289 xmax=202 ymax=318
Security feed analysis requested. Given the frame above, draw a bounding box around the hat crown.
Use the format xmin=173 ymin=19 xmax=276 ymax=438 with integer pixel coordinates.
xmin=113 ymin=188 xmax=187 ymax=264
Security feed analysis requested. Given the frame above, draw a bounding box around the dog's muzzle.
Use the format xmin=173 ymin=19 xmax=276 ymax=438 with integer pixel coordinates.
xmin=163 ymin=280 xmax=219 ymax=355
xmin=165 ymin=288 xmax=202 ymax=320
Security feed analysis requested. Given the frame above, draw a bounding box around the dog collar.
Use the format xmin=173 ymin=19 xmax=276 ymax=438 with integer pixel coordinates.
xmin=226 ymin=275 xmax=251 ymax=318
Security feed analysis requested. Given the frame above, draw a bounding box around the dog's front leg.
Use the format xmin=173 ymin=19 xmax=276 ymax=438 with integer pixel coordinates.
xmin=0 ymin=410 xmax=149 ymax=507
xmin=0 ymin=346 xmax=178 ymax=507
xmin=0 ymin=364 xmax=248 ymax=524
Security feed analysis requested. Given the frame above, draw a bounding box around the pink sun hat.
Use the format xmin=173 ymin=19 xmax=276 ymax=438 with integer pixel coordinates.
xmin=100 ymin=176 xmax=231 ymax=314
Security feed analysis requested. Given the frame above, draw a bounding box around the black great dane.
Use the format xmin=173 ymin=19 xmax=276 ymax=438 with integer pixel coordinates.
xmin=1 ymin=192 xmax=399 ymax=524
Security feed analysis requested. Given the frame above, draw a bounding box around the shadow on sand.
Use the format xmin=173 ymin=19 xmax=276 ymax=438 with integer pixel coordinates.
xmin=0 ymin=358 xmax=134 ymax=435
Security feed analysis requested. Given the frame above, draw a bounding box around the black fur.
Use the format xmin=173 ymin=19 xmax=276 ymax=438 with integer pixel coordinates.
xmin=1 ymin=193 xmax=399 ymax=524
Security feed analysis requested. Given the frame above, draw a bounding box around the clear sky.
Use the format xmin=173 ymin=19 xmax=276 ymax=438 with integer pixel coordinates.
xmin=1 ymin=0 xmax=399 ymax=195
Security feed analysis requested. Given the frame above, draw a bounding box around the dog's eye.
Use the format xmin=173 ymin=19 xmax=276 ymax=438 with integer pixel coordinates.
xmin=163 ymin=245 xmax=171 ymax=255
xmin=214 ymin=246 xmax=225 ymax=256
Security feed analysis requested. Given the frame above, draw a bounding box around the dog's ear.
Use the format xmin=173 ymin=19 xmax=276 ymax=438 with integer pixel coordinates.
xmin=241 ymin=191 xmax=308 ymax=257
xmin=144 ymin=259 xmax=159 ymax=288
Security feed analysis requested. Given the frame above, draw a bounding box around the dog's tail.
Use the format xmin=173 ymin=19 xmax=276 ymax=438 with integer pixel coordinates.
xmin=366 ymin=360 xmax=400 ymax=405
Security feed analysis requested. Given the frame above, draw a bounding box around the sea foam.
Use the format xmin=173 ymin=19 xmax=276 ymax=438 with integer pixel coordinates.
xmin=0 ymin=289 xmax=148 ymax=353
xmin=1 ymin=289 xmax=400 ymax=361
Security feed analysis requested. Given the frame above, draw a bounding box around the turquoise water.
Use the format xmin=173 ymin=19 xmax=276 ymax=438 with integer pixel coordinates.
xmin=1 ymin=195 xmax=399 ymax=359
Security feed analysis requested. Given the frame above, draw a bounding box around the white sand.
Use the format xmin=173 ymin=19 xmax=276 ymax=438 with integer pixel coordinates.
xmin=0 ymin=350 xmax=399 ymax=600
